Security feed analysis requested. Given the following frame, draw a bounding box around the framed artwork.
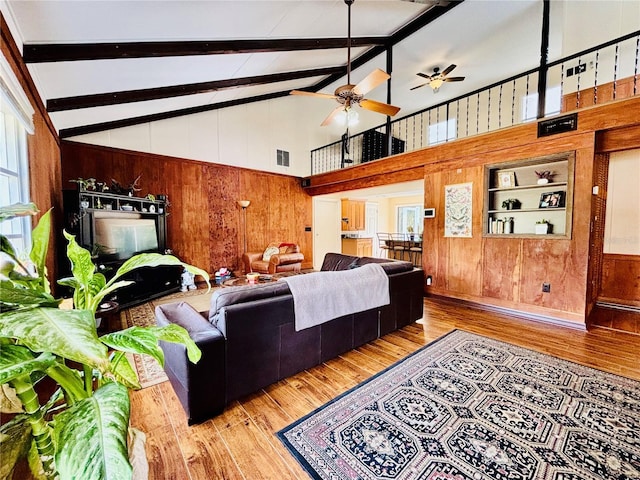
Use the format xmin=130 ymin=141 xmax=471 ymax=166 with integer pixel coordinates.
xmin=497 ymin=171 xmax=516 ymax=188
xmin=539 ymin=191 xmax=565 ymax=208
xmin=444 ymin=182 xmax=472 ymax=238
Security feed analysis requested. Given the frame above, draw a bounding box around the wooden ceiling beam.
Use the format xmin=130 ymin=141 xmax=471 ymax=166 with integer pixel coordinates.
xmin=58 ymin=90 xmax=292 ymax=139
xmin=23 ymin=37 xmax=386 ymax=63
xmin=47 ymin=66 xmax=345 ymax=111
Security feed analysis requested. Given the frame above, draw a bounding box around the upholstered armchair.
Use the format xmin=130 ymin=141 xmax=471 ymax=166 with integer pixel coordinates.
xmin=242 ymin=242 xmax=304 ymax=274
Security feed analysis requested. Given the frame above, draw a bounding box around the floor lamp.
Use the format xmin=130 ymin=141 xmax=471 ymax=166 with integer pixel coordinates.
xmin=237 ymin=200 xmax=250 ymax=271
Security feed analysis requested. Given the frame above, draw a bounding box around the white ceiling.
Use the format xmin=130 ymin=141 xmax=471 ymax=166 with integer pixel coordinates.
xmin=3 ymin=0 xmax=551 ymax=136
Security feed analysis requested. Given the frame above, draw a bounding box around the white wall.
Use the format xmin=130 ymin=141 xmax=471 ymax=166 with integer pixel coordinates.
xmin=604 ymin=149 xmax=640 ymax=255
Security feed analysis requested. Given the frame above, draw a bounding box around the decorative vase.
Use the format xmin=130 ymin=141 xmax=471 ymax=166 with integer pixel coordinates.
xmin=504 ymin=220 xmax=512 ymax=234
xmin=535 ymin=223 xmax=549 ymax=234
xmin=537 ymin=178 xmax=549 ymax=185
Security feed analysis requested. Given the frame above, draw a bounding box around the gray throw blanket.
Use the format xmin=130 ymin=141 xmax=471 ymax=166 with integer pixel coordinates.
xmin=282 ymin=263 xmax=390 ymax=332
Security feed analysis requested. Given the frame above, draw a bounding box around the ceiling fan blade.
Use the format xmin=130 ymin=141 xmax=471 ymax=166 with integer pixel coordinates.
xmin=444 ymin=76 xmax=465 ymax=82
xmin=352 ymin=69 xmax=390 ymax=96
xmin=290 ymin=90 xmax=337 ymax=100
xmin=410 ymin=82 xmax=431 ymax=91
xmin=416 ymin=72 xmax=433 ymax=80
xmin=359 ymin=99 xmax=400 ymax=117
xmin=321 ymin=105 xmax=345 ymax=126
xmin=441 ymin=64 xmax=457 ymax=76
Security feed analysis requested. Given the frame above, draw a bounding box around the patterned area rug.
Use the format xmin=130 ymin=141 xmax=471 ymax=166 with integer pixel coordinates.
xmin=119 ymin=289 xmax=208 ymax=388
xmin=278 ymin=330 xmax=640 ymax=480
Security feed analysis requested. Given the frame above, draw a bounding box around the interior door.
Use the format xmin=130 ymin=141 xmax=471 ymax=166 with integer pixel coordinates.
xmin=365 ymin=202 xmax=380 ymax=257
xmin=313 ymin=198 xmax=341 ymax=270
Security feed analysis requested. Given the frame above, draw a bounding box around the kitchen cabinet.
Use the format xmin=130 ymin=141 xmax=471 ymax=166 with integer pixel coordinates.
xmin=342 ymin=238 xmax=373 ymax=257
xmin=341 ymin=199 xmax=366 ymax=231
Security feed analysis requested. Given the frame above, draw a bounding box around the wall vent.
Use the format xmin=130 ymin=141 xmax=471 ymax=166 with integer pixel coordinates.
xmin=276 ymin=149 xmax=290 ymax=167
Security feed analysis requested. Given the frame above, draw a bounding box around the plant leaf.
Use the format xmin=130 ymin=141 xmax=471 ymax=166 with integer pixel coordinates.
xmin=0 ymin=415 xmax=32 ymax=480
xmin=0 ymin=308 xmax=109 ymax=372
xmin=155 ymin=324 xmax=202 ymax=364
xmin=0 ymin=344 xmax=57 ymax=385
xmin=63 ymin=230 xmax=95 ymax=290
xmin=1 ymin=234 xmax=18 ymax=261
xmin=111 ymin=253 xmax=210 ymax=288
xmin=0 ymin=280 xmax=60 ymax=308
xmin=0 ymin=202 xmax=38 ymax=222
xmin=108 ymin=351 xmax=140 ymax=390
xmin=0 ymin=383 xmax=24 ymax=413
xmin=29 ymin=209 xmax=52 ymax=293
xmin=100 ymin=327 xmax=164 ymax=367
xmin=54 ymin=382 xmax=132 ymax=480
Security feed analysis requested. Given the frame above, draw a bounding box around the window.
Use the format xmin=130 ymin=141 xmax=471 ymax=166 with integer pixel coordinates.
xmin=276 ymin=149 xmax=290 ymax=167
xmin=428 ymin=118 xmax=456 ymax=145
xmin=521 ymin=86 xmax=562 ymax=122
xmin=0 ymin=111 xmax=30 ymax=255
xmin=1 ymin=53 xmax=33 ymax=258
xmin=397 ymin=205 xmax=422 ymax=234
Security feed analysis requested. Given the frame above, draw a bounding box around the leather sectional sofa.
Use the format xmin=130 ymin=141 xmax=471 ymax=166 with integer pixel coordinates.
xmin=155 ymin=253 xmax=424 ymax=424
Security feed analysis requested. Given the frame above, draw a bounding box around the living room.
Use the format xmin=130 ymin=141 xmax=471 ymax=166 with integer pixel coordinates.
xmin=2 ymin=1 xmax=640 ymax=479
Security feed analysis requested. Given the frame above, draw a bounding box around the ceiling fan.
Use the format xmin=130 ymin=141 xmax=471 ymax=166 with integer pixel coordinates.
xmin=411 ymin=64 xmax=465 ymax=93
xmin=290 ymin=0 xmax=401 ymax=126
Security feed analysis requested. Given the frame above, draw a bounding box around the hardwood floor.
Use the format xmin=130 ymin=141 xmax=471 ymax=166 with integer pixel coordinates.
xmin=130 ymin=297 xmax=640 ymax=479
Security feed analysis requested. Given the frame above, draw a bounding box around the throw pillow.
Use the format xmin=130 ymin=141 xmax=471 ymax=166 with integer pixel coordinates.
xmin=278 ymin=242 xmax=296 ymax=254
xmin=262 ymin=245 xmax=280 ymax=261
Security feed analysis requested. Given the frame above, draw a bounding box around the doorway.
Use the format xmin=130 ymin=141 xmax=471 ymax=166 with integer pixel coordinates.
xmin=312 ymin=198 xmax=341 ymax=270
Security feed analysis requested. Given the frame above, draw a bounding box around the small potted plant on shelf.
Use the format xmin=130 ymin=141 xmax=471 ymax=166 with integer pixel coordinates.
xmin=501 ymin=198 xmax=521 ymax=210
xmin=535 ymin=219 xmax=552 ymax=234
xmin=535 ymin=170 xmax=554 ymax=185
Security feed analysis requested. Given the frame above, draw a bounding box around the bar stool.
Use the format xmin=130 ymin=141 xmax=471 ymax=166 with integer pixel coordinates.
xmin=377 ymin=233 xmax=392 ymax=258
xmin=409 ymin=234 xmax=422 ymax=267
xmin=390 ymin=233 xmax=408 ymax=260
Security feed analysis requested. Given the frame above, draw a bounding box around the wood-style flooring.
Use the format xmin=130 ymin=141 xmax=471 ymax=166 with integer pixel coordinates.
xmin=130 ymin=297 xmax=640 ymax=479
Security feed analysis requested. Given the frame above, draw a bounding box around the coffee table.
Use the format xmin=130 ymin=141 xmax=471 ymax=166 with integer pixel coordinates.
xmin=222 ymin=274 xmax=280 ymax=287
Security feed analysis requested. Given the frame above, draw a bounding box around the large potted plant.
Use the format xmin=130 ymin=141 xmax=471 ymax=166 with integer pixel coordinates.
xmin=0 ymin=203 xmax=209 ymax=480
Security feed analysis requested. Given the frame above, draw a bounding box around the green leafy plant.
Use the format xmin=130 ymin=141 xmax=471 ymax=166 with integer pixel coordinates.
xmin=501 ymin=198 xmax=521 ymax=210
xmin=0 ymin=202 xmax=210 ymax=480
xmin=536 ymin=219 xmax=550 ymax=224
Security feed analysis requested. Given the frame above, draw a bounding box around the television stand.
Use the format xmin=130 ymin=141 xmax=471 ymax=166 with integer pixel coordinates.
xmin=62 ymin=188 xmax=181 ymax=308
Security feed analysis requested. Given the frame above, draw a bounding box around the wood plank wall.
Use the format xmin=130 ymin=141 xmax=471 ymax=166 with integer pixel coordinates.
xmin=600 ymin=254 xmax=640 ymax=307
xmin=303 ymin=96 xmax=640 ymax=327
xmin=1 ymin=14 xmax=62 ymax=282
xmin=60 ymin=141 xmax=313 ymax=275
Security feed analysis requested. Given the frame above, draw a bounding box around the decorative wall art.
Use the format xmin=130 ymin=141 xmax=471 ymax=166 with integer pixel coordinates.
xmin=444 ymin=182 xmax=473 ymax=238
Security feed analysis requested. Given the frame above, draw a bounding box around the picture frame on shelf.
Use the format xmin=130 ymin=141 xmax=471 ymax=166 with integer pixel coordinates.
xmin=497 ymin=171 xmax=516 ymax=188
xmin=539 ymin=191 xmax=565 ymax=208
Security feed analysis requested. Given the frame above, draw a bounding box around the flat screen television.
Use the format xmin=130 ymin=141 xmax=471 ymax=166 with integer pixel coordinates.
xmin=94 ymin=214 xmax=159 ymax=260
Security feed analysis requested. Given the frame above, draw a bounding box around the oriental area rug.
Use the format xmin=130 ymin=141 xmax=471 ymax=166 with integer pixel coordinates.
xmin=278 ymin=330 xmax=640 ymax=480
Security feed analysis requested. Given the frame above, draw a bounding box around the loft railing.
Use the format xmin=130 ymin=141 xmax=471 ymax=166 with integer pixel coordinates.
xmin=310 ymin=30 xmax=639 ymax=175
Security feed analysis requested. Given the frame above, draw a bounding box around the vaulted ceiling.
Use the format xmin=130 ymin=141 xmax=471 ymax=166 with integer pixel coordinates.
xmin=4 ymin=0 xmax=547 ymax=139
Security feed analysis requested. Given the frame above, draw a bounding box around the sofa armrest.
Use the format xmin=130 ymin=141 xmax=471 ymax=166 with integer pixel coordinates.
xmin=270 ymin=252 xmax=304 ymax=266
xmin=155 ymin=302 xmax=226 ymax=424
xmin=242 ymin=252 xmax=264 ymax=272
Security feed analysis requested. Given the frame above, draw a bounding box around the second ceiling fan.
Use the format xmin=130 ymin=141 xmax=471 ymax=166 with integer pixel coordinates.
xmin=290 ymin=0 xmax=401 ymax=126
xmin=411 ymin=64 xmax=465 ymax=93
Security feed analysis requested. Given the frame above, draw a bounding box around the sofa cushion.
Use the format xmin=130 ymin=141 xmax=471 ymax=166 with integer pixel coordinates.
xmin=320 ymin=252 xmax=359 ymax=271
xmin=356 ymin=257 xmax=414 ymax=275
xmin=209 ymin=281 xmax=291 ymax=326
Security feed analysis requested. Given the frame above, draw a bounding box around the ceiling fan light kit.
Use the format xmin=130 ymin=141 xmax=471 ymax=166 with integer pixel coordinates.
xmin=412 ymin=64 xmax=466 ymax=93
xmin=289 ymin=0 xmax=400 ymax=126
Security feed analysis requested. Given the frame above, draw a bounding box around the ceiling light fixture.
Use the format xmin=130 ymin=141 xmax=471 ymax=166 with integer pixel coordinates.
xmin=336 ymin=107 xmax=360 ymax=127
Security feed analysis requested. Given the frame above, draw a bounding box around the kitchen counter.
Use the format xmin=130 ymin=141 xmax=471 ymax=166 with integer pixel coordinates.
xmin=341 ymin=237 xmax=373 ymax=257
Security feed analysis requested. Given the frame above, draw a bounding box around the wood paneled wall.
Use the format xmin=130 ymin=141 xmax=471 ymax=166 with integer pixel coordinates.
xmin=305 ymin=96 xmax=640 ymax=327
xmin=60 ymin=141 xmax=313 ymax=275
xmin=1 ymin=14 xmax=62 ymax=282
xmin=600 ymin=254 xmax=640 ymax=307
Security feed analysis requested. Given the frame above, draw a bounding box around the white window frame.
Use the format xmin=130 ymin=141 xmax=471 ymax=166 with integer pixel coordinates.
xmin=396 ymin=205 xmax=422 ymax=234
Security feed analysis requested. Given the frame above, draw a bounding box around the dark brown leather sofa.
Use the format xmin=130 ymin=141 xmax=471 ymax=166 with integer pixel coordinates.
xmin=155 ymin=253 xmax=424 ymax=424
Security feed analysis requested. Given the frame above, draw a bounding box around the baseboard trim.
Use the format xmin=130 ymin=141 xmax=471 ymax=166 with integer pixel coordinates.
xmin=426 ymin=294 xmax=587 ymax=331
xmin=596 ymin=301 xmax=640 ymax=313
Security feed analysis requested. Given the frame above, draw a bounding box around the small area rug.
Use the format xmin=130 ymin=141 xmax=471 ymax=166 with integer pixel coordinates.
xmin=119 ymin=289 xmax=207 ymax=388
xmin=278 ymin=329 xmax=640 ymax=480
